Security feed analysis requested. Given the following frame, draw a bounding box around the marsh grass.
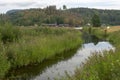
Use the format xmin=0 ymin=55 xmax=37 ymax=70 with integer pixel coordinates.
xmin=0 ymin=51 xmax=10 ymax=78
xmin=0 ymin=25 xmax=82 ymax=78
xmin=83 ymin=27 xmax=106 ymax=39
xmin=0 ymin=24 xmax=21 ymax=44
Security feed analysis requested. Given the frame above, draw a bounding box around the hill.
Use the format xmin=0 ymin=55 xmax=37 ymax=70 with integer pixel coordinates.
xmin=68 ymin=8 xmax=120 ymax=25
xmin=5 ymin=6 xmax=82 ymax=26
xmin=0 ymin=7 xmax=120 ymax=26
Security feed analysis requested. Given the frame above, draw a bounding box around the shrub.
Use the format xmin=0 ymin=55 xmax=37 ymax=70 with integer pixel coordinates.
xmin=0 ymin=23 xmax=21 ymax=44
xmin=0 ymin=43 xmax=11 ymax=78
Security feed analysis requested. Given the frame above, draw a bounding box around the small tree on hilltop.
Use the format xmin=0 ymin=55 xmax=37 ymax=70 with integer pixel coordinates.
xmin=92 ymin=14 xmax=101 ymax=27
xmin=63 ymin=5 xmax=67 ymax=10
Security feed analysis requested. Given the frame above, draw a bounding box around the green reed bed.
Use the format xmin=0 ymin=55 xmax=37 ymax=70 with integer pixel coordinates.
xmin=83 ymin=27 xmax=105 ymax=39
xmin=0 ymin=47 xmax=10 ymax=78
xmin=0 ymin=25 xmax=82 ymax=78
xmin=63 ymin=30 xmax=120 ymax=80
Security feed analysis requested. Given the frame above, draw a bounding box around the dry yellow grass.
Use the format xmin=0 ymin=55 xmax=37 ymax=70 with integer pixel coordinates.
xmin=107 ymin=26 xmax=120 ymax=33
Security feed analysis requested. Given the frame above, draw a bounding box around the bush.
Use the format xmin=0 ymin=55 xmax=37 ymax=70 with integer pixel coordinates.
xmin=92 ymin=14 xmax=101 ymax=27
xmin=0 ymin=24 xmax=21 ymax=44
xmin=0 ymin=44 xmax=11 ymax=78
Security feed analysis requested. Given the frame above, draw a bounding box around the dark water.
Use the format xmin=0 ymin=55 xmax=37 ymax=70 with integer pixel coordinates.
xmin=5 ymin=41 xmax=115 ymax=80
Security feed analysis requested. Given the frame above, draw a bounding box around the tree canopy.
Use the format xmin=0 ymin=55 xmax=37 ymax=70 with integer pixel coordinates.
xmin=0 ymin=7 xmax=120 ymax=26
xmin=92 ymin=14 xmax=101 ymax=27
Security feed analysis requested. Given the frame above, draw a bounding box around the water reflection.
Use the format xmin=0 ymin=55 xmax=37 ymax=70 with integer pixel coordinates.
xmin=5 ymin=48 xmax=78 ymax=80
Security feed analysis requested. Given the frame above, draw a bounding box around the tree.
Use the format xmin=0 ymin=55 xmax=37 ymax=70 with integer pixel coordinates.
xmin=63 ymin=5 xmax=67 ymax=10
xmin=56 ymin=16 xmax=64 ymax=25
xmin=92 ymin=14 xmax=101 ymax=27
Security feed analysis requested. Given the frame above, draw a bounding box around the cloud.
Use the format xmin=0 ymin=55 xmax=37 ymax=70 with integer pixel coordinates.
xmin=14 ymin=2 xmax=36 ymax=7
xmin=0 ymin=0 xmax=120 ymax=13
xmin=0 ymin=2 xmax=36 ymax=7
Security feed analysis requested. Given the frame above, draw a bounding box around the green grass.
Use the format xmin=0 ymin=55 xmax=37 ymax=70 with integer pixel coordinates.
xmin=0 ymin=50 xmax=10 ymax=78
xmin=0 ymin=25 xmax=82 ymax=78
xmin=82 ymin=26 xmax=106 ymax=39
xmin=63 ymin=29 xmax=120 ymax=80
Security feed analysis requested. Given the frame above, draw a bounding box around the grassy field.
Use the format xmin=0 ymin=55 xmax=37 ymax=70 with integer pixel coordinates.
xmin=0 ymin=25 xmax=82 ymax=78
xmin=63 ymin=26 xmax=120 ymax=80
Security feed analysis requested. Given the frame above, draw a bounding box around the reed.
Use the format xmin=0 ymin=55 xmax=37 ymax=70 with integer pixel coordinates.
xmin=0 ymin=25 xmax=82 ymax=78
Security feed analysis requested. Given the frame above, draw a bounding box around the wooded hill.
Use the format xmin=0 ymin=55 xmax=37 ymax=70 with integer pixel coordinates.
xmin=0 ymin=6 xmax=120 ymax=26
xmin=68 ymin=8 xmax=120 ymax=26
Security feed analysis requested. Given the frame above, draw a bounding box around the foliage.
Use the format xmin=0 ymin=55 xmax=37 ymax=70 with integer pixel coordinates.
xmin=0 ymin=23 xmax=21 ymax=44
xmin=63 ymin=5 xmax=67 ymax=10
xmin=83 ymin=27 xmax=105 ymax=39
xmin=0 ymin=26 xmax=82 ymax=78
xmin=1 ymin=7 xmax=120 ymax=26
xmin=69 ymin=8 xmax=120 ymax=25
xmin=7 ymin=27 xmax=82 ymax=67
xmin=0 ymin=44 xmax=11 ymax=78
xmin=92 ymin=14 xmax=101 ymax=27
xmin=3 ymin=6 xmax=82 ymax=26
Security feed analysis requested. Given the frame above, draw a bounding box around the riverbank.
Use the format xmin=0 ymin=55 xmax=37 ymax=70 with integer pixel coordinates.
xmin=0 ymin=25 xmax=82 ymax=78
xmin=63 ymin=27 xmax=120 ymax=80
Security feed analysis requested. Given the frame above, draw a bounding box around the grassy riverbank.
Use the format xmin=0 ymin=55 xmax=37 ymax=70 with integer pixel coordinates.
xmin=0 ymin=25 xmax=82 ymax=78
xmin=63 ymin=27 xmax=120 ymax=80
xmin=82 ymin=27 xmax=106 ymax=39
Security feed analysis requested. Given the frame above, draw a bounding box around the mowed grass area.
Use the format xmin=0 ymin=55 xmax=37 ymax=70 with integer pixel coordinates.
xmin=0 ymin=25 xmax=82 ymax=78
xmin=63 ymin=27 xmax=120 ymax=80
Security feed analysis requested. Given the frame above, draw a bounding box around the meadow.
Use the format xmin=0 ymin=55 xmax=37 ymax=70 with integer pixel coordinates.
xmin=0 ymin=24 xmax=82 ymax=78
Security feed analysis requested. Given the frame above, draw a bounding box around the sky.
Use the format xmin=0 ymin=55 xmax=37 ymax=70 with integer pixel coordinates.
xmin=0 ymin=0 xmax=120 ymax=13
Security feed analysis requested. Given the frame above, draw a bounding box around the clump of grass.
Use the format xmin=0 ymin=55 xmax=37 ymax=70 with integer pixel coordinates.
xmin=0 ymin=43 xmax=11 ymax=78
xmin=0 ymin=25 xmax=82 ymax=78
xmin=83 ymin=27 xmax=106 ymax=39
xmin=67 ymin=51 xmax=120 ymax=80
xmin=6 ymin=29 xmax=82 ymax=67
xmin=0 ymin=23 xmax=21 ymax=44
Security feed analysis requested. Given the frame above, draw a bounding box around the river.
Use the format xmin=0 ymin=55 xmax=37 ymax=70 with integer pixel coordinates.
xmin=5 ymin=40 xmax=115 ymax=80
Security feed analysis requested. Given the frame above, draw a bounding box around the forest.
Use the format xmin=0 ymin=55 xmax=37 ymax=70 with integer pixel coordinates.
xmin=0 ymin=6 xmax=120 ymax=26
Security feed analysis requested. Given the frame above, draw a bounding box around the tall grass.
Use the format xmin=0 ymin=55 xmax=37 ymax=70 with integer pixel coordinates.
xmin=0 ymin=23 xmax=21 ymax=44
xmin=83 ymin=27 xmax=106 ymax=39
xmin=0 ymin=25 xmax=82 ymax=78
xmin=63 ymin=29 xmax=120 ymax=80
xmin=0 ymin=44 xmax=10 ymax=78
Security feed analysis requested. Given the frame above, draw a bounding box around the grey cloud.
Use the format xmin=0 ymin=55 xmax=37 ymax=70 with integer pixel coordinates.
xmin=0 ymin=0 xmax=120 ymax=13
xmin=65 ymin=1 xmax=117 ymax=8
xmin=88 ymin=2 xmax=116 ymax=6
xmin=34 ymin=2 xmax=48 ymax=7
xmin=14 ymin=2 xmax=37 ymax=7
xmin=0 ymin=2 xmax=37 ymax=7
xmin=0 ymin=3 xmax=8 ymax=6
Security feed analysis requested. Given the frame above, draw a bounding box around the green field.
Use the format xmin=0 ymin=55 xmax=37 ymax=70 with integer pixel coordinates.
xmin=0 ymin=24 xmax=82 ymax=78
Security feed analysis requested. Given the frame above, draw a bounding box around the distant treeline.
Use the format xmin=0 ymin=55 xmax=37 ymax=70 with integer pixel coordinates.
xmin=0 ymin=6 xmax=120 ymax=26
xmin=68 ymin=8 xmax=120 ymax=26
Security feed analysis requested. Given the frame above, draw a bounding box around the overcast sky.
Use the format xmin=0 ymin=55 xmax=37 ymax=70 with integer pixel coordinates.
xmin=0 ymin=0 xmax=120 ymax=13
